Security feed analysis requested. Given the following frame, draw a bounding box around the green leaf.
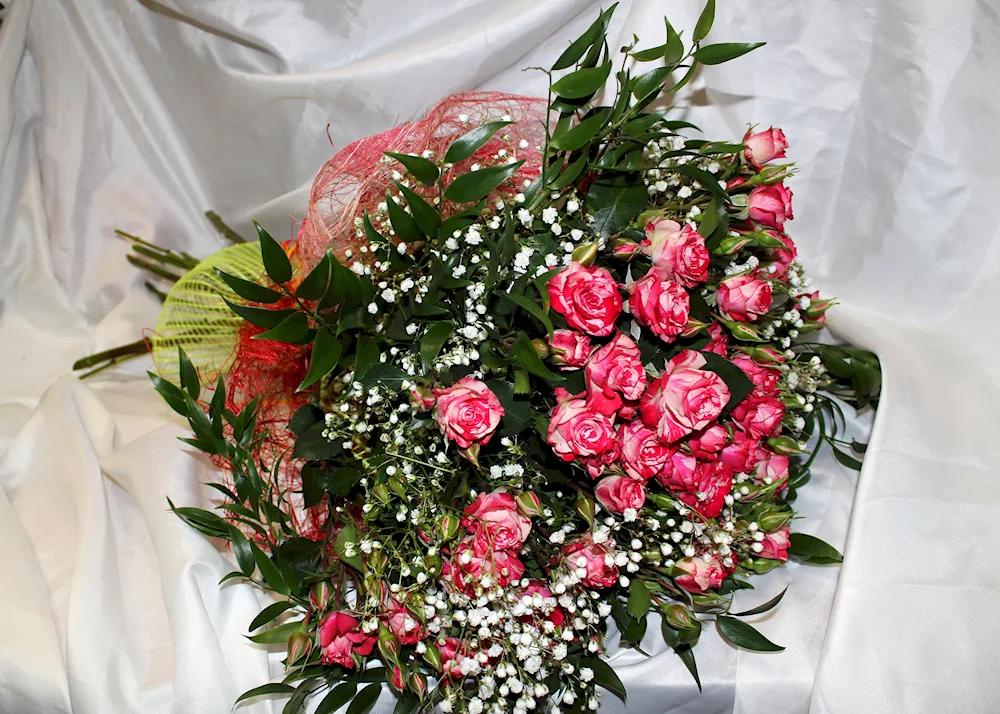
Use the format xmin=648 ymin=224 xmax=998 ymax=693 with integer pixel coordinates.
xmin=586 ymin=181 xmax=649 ymax=239
xmin=246 ymin=620 xmax=302 ymax=644
xmin=444 ymin=121 xmax=514 ymax=165
xmin=660 ymin=621 xmax=702 ymax=690
xmin=665 ymin=18 xmax=684 ymax=65
xmin=631 ymin=66 xmax=672 ymax=101
xmin=236 ymin=682 xmax=296 ymax=704
xmin=730 ymin=587 xmax=787 ymax=617
xmin=316 ymin=682 xmax=358 ymax=714
xmin=551 ymin=5 xmax=615 ymax=70
xmin=487 ymin=380 xmax=533 ymax=436
xmin=698 ymin=351 xmax=755 ymax=414
xmin=676 ymin=163 xmax=726 ymax=197
xmin=445 ymin=161 xmax=525 ymax=204
xmin=547 ymin=153 xmax=589 ymax=190
xmin=167 ymin=499 xmax=230 ymax=538
xmin=583 ymin=656 xmax=627 ymax=703
xmin=283 ymin=681 xmax=316 ymax=714
xmin=250 ymin=541 xmax=290 ymax=595
xmin=249 ymin=601 xmax=297 ymax=631
xmin=354 ymin=335 xmax=379 ymax=377
xmin=420 ymin=320 xmax=454 ymax=372
xmin=358 ymin=364 xmax=408 ymax=390
xmin=253 ymin=311 xmax=311 ymax=344
xmin=385 ymin=190 xmax=422 ymax=243
xmin=788 ymin=533 xmax=844 ymax=564
xmin=393 ymin=693 xmax=420 ymax=714
xmin=832 ymin=446 xmax=863 ymax=471
xmin=693 ymin=0 xmax=715 ymax=44
xmin=698 ymin=197 xmax=719 ymax=240
xmin=302 ymin=464 xmax=363 ymax=505
xmin=694 ymin=42 xmax=766 ymax=65
xmin=549 ymin=109 xmax=611 ymax=152
xmin=178 ymin=347 xmax=200 ymax=399
xmin=501 ymin=292 xmax=554 ymax=337
xmin=223 ymin=298 xmax=296 ymax=329
xmin=333 ymin=521 xmax=363 ymax=571
xmin=716 ymin=615 xmax=785 ymax=652
xmin=346 ymin=681 xmax=382 ymax=714
xmin=255 ymin=221 xmax=292 ymax=285
xmin=550 ymin=61 xmax=613 ymax=99
xmin=292 ymin=422 xmax=343 ymax=461
xmin=149 ymin=371 xmax=188 ymax=415
xmin=511 ymin=332 xmax=564 ymax=383
xmin=296 ymin=254 xmax=332 ymax=301
xmin=394 ymin=182 xmax=441 ymax=237
xmin=626 ymin=579 xmax=652 ymax=619
xmin=217 ymin=269 xmax=283 ymax=304
xmin=384 ymin=151 xmax=439 ymax=186
xmin=298 ymin=327 xmax=343 ymax=391
xmin=229 ymin=525 xmax=255 ymax=576
xmin=632 ymin=43 xmax=667 ymax=62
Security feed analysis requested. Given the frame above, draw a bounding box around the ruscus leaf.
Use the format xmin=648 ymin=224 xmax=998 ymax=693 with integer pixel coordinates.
xmin=217 ymin=269 xmax=283 ymax=304
xmin=716 ymin=615 xmax=785 ymax=652
xmin=444 ymin=121 xmax=514 ymax=165
xmin=256 ymin=221 xmax=293 ymax=285
xmin=384 ymin=151 xmax=439 ymax=186
xmin=694 ymin=42 xmax=766 ymax=65
xmin=445 ymin=161 xmax=525 ymax=204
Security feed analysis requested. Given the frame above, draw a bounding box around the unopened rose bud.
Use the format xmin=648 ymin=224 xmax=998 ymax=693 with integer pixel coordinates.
xmin=647 ymin=492 xmax=675 ymax=510
xmin=750 ymin=557 xmax=783 ymax=574
xmin=389 ymin=665 xmax=406 ymax=692
xmin=372 ymin=483 xmax=391 ymax=504
xmin=286 ymin=631 xmax=311 ymax=667
xmin=753 ymin=231 xmax=787 ymax=249
xmin=516 ymin=491 xmax=544 ymax=517
xmin=407 ymin=670 xmax=429 ymax=699
xmin=377 ymin=625 xmax=401 ymax=664
xmin=388 ymin=475 xmax=407 ymax=499
xmin=575 ymin=495 xmax=595 ymax=526
xmin=665 ymin=604 xmax=697 ymax=631
xmin=424 ymin=553 xmax=442 ymax=576
xmin=531 ymin=338 xmax=550 ymax=359
xmin=571 ymin=242 xmax=598 ymax=267
xmin=767 ymin=435 xmax=808 ymax=455
xmin=438 ymin=514 xmax=461 ymax=542
xmin=422 ymin=642 xmax=442 ymax=671
xmin=680 ymin=318 xmax=709 ymax=338
xmin=460 ymin=442 xmax=480 ymax=467
xmin=728 ymin=321 xmax=763 ymax=342
xmin=746 ymin=346 xmax=785 ymax=363
xmin=716 ymin=235 xmax=752 ymax=255
xmin=408 ymin=385 xmax=435 ymax=412
xmin=310 ymin=581 xmax=332 ymax=611
xmin=759 ymin=511 xmax=792 ymax=531
xmin=611 ymin=239 xmax=640 ymax=261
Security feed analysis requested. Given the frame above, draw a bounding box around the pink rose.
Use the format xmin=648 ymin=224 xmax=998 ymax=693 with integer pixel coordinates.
xmin=688 ymin=424 xmax=728 ymax=459
xmin=433 ymin=377 xmax=504 ymax=449
xmin=645 ymin=220 xmax=710 ymax=287
xmin=753 ymin=449 xmax=790 ymax=488
xmin=658 ymin=454 xmax=733 ymax=518
xmin=732 ymin=393 xmax=785 ymax=439
xmin=730 ymin=354 xmax=781 ymax=396
xmin=594 ymin=475 xmax=646 ymax=514
xmin=612 ymin=240 xmax=641 ymax=260
xmin=628 ymin=269 xmax=691 ymax=343
xmin=675 ymin=553 xmax=735 ymax=594
xmin=438 ymin=637 xmax=472 ymax=680
xmin=548 ymin=261 xmax=623 ymax=337
xmin=748 ymin=183 xmax=794 ymax=230
xmin=449 ymin=537 xmax=525 ymax=595
xmin=584 ymin=332 xmax=647 ymax=417
xmin=547 ymin=388 xmax=617 ymax=462
xmin=384 ymin=602 xmax=425 ymax=645
xmin=319 ymin=612 xmax=376 ymax=668
xmin=759 ymin=528 xmax=791 ymax=561
xmin=549 ymin=329 xmax=593 ymax=370
xmin=767 ymin=232 xmax=797 ymax=280
xmin=799 ymin=290 xmax=831 ymax=324
xmin=720 ymin=429 xmax=759 ymax=473
xmin=581 ymin=437 xmax=621 ymax=479
xmin=704 ymin=322 xmax=728 ymax=356
xmin=744 ymin=126 xmax=788 ymax=168
xmin=717 ymin=273 xmax=772 ymax=322
xmin=639 ymin=350 xmax=730 ymax=443
xmin=562 ymin=535 xmax=619 ymax=589
xmin=461 ymin=491 xmax=532 ymax=552
xmin=618 ymin=419 xmax=672 ymax=481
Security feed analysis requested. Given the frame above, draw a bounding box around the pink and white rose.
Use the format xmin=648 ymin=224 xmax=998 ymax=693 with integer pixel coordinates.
xmin=753 ymin=449 xmax=790 ymax=488
xmin=731 ymin=353 xmax=781 ymax=396
xmin=562 ymin=535 xmax=619 ymax=589
xmin=549 ymin=329 xmax=593 ymax=370
xmin=744 ymin=126 xmax=788 ymax=168
xmin=720 ymin=428 xmax=760 ymax=473
xmin=584 ymin=332 xmax=647 ymax=417
xmin=449 ymin=537 xmax=525 ymax=595
xmin=675 ymin=553 xmax=735 ymax=594
xmin=759 ymin=527 xmax=791 ymax=561
xmin=433 ymin=377 xmax=504 ymax=449
xmin=748 ymin=183 xmax=794 ymax=230
xmin=319 ymin=612 xmax=376 ymax=668
xmin=628 ymin=269 xmax=691 ymax=343
xmin=717 ymin=273 xmax=773 ymax=322
xmin=688 ymin=424 xmax=729 ymax=459
xmin=547 ymin=388 xmax=617 ymax=462
xmin=618 ymin=419 xmax=672 ymax=481
xmin=639 ymin=350 xmax=730 ymax=443
xmin=461 ymin=491 xmax=532 ymax=552
xmin=384 ymin=602 xmax=425 ymax=645
xmin=704 ymin=321 xmax=728 ymax=356
xmin=645 ymin=219 xmax=710 ymax=287
xmin=548 ymin=261 xmax=623 ymax=337
xmin=594 ymin=475 xmax=646 ymax=514
xmin=732 ymin=393 xmax=785 ymax=439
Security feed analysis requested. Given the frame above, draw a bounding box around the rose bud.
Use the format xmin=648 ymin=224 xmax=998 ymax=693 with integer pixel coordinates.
xmin=575 ymin=494 xmax=596 ymax=526
xmin=531 ymin=338 xmax=550 ymax=359
xmin=515 ymin=491 xmax=544 ymax=518
xmin=408 ymin=670 xmax=429 ymax=699
xmin=750 ymin=558 xmax=783 ymax=574
xmin=759 ymin=511 xmax=792 ymax=532
xmin=745 ymin=346 xmax=786 ymax=364
xmin=409 ymin=385 xmax=436 ymax=412
xmin=388 ymin=475 xmax=407 ymax=499
xmin=744 ymin=126 xmax=789 ymax=168
xmin=286 ymin=631 xmax=311 ymax=667
xmin=377 ymin=625 xmax=401 ymax=664
xmin=310 ymin=581 xmax=332 ymax=611
xmin=571 ymin=241 xmax=599 ymax=267
xmin=548 ymin=329 xmax=593 ymax=370
xmin=372 ymin=483 xmax=391 ymax=504
xmin=748 ymin=183 xmax=794 ymax=230
xmin=438 ymin=514 xmax=461 ymax=541
xmin=767 ymin=435 xmax=808 ymax=455
xmin=422 ymin=641 xmax=442 ymax=671
xmin=665 ymin=604 xmax=697 ymax=631
xmin=389 ymin=665 xmax=406 ymax=693
xmin=727 ymin=321 xmax=763 ymax=342
xmin=424 ymin=553 xmax=442 ymax=576
xmin=460 ymin=442 xmax=481 ymax=467
xmin=611 ymin=239 xmax=641 ymax=260
xmin=717 ymin=234 xmax=752 ymax=255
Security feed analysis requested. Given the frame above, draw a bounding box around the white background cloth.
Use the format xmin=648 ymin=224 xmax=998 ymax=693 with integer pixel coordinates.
xmin=0 ymin=0 xmax=997 ymax=712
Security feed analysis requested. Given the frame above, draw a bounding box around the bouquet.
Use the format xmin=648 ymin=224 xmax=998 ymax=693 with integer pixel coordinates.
xmin=99 ymin=3 xmax=881 ymax=712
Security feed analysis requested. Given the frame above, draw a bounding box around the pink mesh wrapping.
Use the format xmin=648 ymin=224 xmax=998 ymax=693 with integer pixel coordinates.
xmin=297 ymin=92 xmax=548 ymax=269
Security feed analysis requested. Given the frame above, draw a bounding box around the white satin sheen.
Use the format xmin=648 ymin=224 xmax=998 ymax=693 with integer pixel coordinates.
xmin=0 ymin=0 xmax=996 ymax=712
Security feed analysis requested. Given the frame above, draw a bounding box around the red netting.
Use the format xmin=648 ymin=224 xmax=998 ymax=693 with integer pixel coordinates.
xmin=297 ymin=91 xmax=548 ymax=269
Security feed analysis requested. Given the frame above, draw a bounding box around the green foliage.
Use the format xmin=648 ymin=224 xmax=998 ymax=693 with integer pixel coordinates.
xmin=716 ymin=616 xmax=785 ymax=652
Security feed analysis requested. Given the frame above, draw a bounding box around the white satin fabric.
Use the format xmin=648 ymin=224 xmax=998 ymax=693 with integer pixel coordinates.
xmin=1 ymin=0 xmax=997 ymax=712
